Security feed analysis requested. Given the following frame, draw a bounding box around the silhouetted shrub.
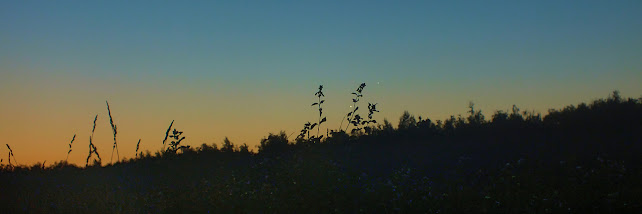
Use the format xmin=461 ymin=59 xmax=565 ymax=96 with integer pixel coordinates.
xmin=466 ymin=102 xmax=485 ymax=127
xmin=199 ymin=143 xmax=218 ymax=153
xmin=258 ymin=131 xmax=290 ymax=155
xmin=238 ymin=143 xmax=251 ymax=154
xmin=221 ymin=137 xmax=235 ymax=153
xmin=398 ymin=110 xmax=417 ymax=130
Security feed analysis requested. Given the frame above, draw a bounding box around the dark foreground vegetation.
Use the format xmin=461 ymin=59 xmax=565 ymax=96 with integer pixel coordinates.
xmin=1 ymin=91 xmax=641 ymax=213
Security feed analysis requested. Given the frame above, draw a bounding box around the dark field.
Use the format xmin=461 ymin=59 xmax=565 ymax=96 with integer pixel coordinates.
xmin=2 ymin=92 xmax=641 ymax=213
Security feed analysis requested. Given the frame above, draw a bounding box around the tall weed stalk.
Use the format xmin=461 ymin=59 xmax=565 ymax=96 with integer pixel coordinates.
xmin=298 ymin=85 xmax=327 ymax=142
xmin=342 ymin=83 xmax=366 ymax=133
xmin=313 ymin=85 xmax=327 ymax=138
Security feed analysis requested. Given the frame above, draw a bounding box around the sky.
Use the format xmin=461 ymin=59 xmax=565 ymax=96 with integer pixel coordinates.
xmin=1 ymin=1 xmax=641 ymax=166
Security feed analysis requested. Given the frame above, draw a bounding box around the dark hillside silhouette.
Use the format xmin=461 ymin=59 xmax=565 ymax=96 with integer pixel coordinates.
xmin=1 ymin=90 xmax=641 ymax=213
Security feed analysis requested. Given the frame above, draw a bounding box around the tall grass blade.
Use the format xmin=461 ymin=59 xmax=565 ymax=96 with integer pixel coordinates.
xmin=162 ymin=120 xmax=174 ymax=150
xmin=135 ymin=139 xmax=141 ymax=158
xmin=107 ymin=101 xmax=119 ymax=164
xmin=66 ymin=134 xmax=76 ymax=162
xmin=6 ymin=144 xmax=17 ymax=166
xmin=86 ymin=114 xmax=101 ymax=167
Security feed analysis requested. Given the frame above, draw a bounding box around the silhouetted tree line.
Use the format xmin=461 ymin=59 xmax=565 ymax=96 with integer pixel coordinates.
xmin=3 ymin=91 xmax=639 ymax=172
xmin=1 ymin=91 xmax=641 ymax=213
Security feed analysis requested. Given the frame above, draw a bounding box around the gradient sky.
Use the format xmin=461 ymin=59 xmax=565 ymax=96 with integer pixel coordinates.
xmin=1 ymin=1 xmax=641 ymax=166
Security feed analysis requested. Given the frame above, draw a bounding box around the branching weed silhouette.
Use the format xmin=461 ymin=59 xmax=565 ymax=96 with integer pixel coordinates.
xmin=166 ymin=127 xmax=188 ymax=154
xmin=298 ymin=85 xmax=327 ymax=142
xmin=107 ymin=101 xmax=119 ymax=163
xmin=342 ymin=83 xmax=367 ymax=133
xmin=362 ymin=102 xmax=380 ymax=133
xmin=313 ymin=85 xmax=327 ymax=139
xmin=161 ymin=120 xmax=187 ymax=154
xmin=66 ymin=134 xmax=76 ymax=162
xmin=297 ymin=122 xmax=313 ymax=141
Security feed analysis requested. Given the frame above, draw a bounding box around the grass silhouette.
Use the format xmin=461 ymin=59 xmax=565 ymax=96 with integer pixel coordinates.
xmin=65 ymin=134 xmax=75 ymax=162
xmin=1 ymin=90 xmax=641 ymax=213
xmin=162 ymin=120 xmax=174 ymax=151
xmin=135 ymin=139 xmax=141 ymax=158
xmin=106 ymin=101 xmax=119 ymax=164
xmin=85 ymin=114 xmax=101 ymax=167
xmin=5 ymin=144 xmax=17 ymax=167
